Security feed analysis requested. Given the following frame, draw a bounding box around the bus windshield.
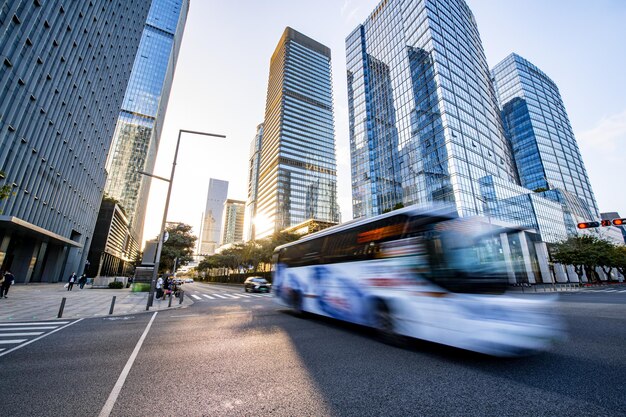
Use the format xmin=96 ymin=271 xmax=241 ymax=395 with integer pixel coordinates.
xmin=425 ymin=220 xmax=510 ymax=294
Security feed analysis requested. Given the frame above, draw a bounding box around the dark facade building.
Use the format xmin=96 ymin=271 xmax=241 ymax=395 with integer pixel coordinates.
xmin=85 ymin=199 xmax=139 ymax=278
xmin=255 ymin=27 xmax=339 ymax=239
xmin=0 ymin=0 xmax=151 ymax=282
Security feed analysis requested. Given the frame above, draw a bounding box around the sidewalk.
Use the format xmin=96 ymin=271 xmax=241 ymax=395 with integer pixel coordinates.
xmin=0 ymin=283 xmax=193 ymax=322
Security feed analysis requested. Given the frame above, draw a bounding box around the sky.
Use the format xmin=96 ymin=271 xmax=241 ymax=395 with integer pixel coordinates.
xmin=142 ymin=0 xmax=626 ymax=247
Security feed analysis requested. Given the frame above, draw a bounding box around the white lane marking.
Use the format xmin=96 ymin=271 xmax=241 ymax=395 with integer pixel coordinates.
xmin=98 ymin=312 xmax=158 ymax=417
xmin=0 ymin=327 xmax=57 ymax=331
xmin=0 ymin=332 xmax=44 ymax=337
xmin=212 ymin=294 xmax=228 ymax=299
xmin=202 ymin=294 xmax=215 ymax=299
xmin=618 ymin=290 xmax=626 ymax=293
xmin=0 ymin=322 xmax=68 ymax=326
xmin=0 ymin=319 xmax=82 ymax=358
xmin=222 ymin=293 xmax=240 ymax=299
xmin=0 ymin=339 xmax=27 ymax=345
xmin=248 ymin=294 xmax=263 ymax=297
xmin=604 ymin=289 xmax=617 ymax=292
xmin=0 ymin=348 xmax=4 ymax=352
xmin=191 ymin=294 xmax=202 ymax=300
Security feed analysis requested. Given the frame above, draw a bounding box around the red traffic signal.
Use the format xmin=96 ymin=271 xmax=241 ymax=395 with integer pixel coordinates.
xmin=613 ymin=218 xmax=626 ymax=226
xmin=577 ymin=222 xmax=600 ymax=229
xmin=601 ymin=220 xmax=612 ymax=227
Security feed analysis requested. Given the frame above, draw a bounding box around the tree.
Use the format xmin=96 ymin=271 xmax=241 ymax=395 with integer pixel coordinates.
xmin=549 ymin=236 xmax=615 ymax=283
xmin=159 ymin=223 xmax=197 ymax=273
xmin=0 ymin=170 xmax=13 ymax=211
xmin=614 ymin=246 xmax=626 ymax=277
xmin=196 ymin=231 xmax=300 ymax=275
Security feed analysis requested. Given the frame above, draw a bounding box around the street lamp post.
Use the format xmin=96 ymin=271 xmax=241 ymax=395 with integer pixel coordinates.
xmin=139 ymin=129 xmax=225 ymax=309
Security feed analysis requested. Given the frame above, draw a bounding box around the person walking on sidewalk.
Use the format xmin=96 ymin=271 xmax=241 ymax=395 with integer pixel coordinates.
xmin=156 ymin=276 xmax=164 ymax=299
xmin=0 ymin=270 xmax=14 ymax=298
xmin=67 ymin=272 xmax=77 ymax=291
xmin=78 ymin=274 xmax=87 ymax=290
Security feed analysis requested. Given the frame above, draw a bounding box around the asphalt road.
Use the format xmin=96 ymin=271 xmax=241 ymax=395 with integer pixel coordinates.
xmin=1 ymin=283 xmax=625 ymax=416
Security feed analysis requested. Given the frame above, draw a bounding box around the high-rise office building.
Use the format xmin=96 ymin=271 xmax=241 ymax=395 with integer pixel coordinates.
xmin=244 ymin=123 xmax=263 ymax=241
xmin=0 ymin=0 xmax=151 ymax=283
xmin=221 ymin=199 xmax=245 ymax=246
xmin=492 ymin=53 xmax=600 ymax=234
xmin=255 ymin=27 xmax=339 ymax=239
xmin=103 ymin=0 xmax=188 ymax=244
xmin=198 ymin=179 xmax=228 ymax=255
xmin=347 ymin=0 xmax=519 ymax=219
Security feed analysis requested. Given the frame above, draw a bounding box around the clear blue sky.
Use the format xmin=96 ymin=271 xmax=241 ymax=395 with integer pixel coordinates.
xmin=142 ymin=0 xmax=626 ymax=246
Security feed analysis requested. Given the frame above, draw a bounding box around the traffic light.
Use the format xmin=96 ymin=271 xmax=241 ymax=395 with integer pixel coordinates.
xmin=601 ymin=220 xmax=612 ymax=227
xmin=613 ymin=218 xmax=626 ymax=226
xmin=577 ymin=222 xmax=600 ymax=229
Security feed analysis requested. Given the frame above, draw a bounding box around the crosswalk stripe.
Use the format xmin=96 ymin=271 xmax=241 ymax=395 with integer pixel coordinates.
xmin=202 ymin=294 xmax=215 ymax=299
xmin=191 ymin=295 xmax=202 ymax=300
xmin=238 ymin=293 xmax=251 ymax=298
xmin=604 ymin=290 xmax=617 ymax=292
xmin=0 ymin=322 xmax=68 ymax=326
xmin=222 ymin=293 xmax=240 ymax=299
xmin=0 ymin=332 xmax=44 ymax=337
xmin=212 ymin=294 xmax=228 ymax=299
xmin=0 ymin=339 xmax=27 ymax=345
xmin=248 ymin=294 xmax=263 ymax=297
xmin=0 ymin=348 xmax=4 ymax=352
xmin=0 ymin=327 xmax=57 ymax=331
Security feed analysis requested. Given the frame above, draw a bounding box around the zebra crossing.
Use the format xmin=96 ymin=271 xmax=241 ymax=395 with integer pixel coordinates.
xmin=581 ymin=288 xmax=626 ymax=293
xmin=188 ymin=290 xmax=272 ymax=302
xmin=0 ymin=320 xmax=79 ymax=357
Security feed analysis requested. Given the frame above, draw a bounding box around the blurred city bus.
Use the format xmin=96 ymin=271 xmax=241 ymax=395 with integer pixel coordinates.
xmin=272 ymin=205 xmax=564 ymax=356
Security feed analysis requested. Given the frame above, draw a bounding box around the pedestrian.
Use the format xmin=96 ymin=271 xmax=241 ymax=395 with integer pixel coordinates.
xmin=78 ymin=274 xmax=87 ymax=290
xmin=0 ymin=270 xmax=14 ymax=298
xmin=156 ymin=276 xmax=163 ymax=299
xmin=67 ymin=272 xmax=77 ymax=291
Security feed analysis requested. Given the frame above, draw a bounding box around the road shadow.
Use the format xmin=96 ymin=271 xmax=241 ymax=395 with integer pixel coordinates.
xmin=231 ymin=306 xmax=625 ymax=416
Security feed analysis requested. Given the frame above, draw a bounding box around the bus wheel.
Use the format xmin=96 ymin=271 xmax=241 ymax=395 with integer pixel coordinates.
xmin=374 ymin=301 xmax=403 ymax=346
xmin=291 ymin=291 xmax=303 ymax=316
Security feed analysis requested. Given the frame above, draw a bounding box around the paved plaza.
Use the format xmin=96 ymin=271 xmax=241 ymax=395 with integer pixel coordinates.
xmin=0 ymin=283 xmax=192 ymax=322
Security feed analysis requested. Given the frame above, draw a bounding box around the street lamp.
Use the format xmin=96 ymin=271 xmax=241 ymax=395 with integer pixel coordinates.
xmin=139 ymin=129 xmax=225 ymax=309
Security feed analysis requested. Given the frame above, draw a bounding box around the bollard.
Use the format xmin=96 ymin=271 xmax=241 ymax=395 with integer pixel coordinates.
xmin=109 ymin=296 xmax=116 ymax=315
xmin=168 ymin=294 xmax=173 ymax=308
xmin=179 ymin=290 xmax=184 ymax=304
xmin=58 ymin=297 xmax=66 ymax=318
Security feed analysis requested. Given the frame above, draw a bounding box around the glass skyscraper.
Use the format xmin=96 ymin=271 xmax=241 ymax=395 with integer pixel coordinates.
xmin=347 ymin=0 xmax=519 ymax=219
xmin=255 ymin=27 xmax=339 ymax=239
xmin=244 ymin=123 xmax=263 ymax=241
xmin=104 ymin=0 xmax=188 ymax=245
xmin=221 ymin=199 xmax=245 ymax=246
xmin=198 ymin=178 xmax=229 ymax=255
xmin=492 ymin=53 xmax=600 ymax=234
xmin=0 ymin=0 xmax=150 ymax=282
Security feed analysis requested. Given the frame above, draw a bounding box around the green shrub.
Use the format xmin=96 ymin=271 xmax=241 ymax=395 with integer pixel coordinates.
xmin=131 ymin=282 xmax=151 ymax=292
xmin=108 ymin=281 xmax=124 ymax=289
